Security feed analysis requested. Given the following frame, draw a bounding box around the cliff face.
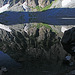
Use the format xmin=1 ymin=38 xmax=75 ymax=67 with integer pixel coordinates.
xmin=61 ymin=27 xmax=75 ymax=56
xmin=0 ymin=0 xmax=67 ymax=67
xmin=0 ymin=0 xmax=55 ymax=8
xmin=0 ymin=25 xmax=66 ymax=67
xmin=0 ymin=0 xmax=25 ymax=7
xmin=1 ymin=0 xmax=74 ymax=74
xmin=38 ymin=0 xmax=50 ymax=8
xmin=25 ymin=0 xmax=38 ymax=8
xmin=25 ymin=0 xmax=51 ymax=8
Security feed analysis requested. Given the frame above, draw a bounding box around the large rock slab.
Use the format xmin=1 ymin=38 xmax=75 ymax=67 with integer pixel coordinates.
xmin=61 ymin=27 xmax=75 ymax=56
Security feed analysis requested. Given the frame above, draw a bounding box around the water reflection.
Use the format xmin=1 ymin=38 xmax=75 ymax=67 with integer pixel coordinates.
xmin=0 ymin=51 xmax=21 ymax=68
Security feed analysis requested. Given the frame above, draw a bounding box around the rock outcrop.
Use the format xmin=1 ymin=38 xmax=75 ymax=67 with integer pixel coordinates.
xmin=25 ymin=0 xmax=38 ymax=8
xmin=0 ymin=0 xmax=25 ymax=7
xmin=38 ymin=0 xmax=50 ymax=8
xmin=25 ymin=0 xmax=54 ymax=8
xmin=0 ymin=0 xmax=55 ymax=8
xmin=61 ymin=27 xmax=75 ymax=56
xmin=0 ymin=25 xmax=66 ymax=68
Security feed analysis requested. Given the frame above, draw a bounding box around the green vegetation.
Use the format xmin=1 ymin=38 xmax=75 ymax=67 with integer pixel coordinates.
xmin=55 ymin=0 xmax=57 ymax=2
xmin=32 ymin=0 xmax=57 ymax=11
xmin=32 ymin=23 xmax=52 ymax=29
xmin=32 ymin=23 xmax=57 ymax=33
xmin=34 ymin=2 xmax=53 ymax=11
xmin=41 ymin=2 xmax=53 ymax=11
xmin=34 ymin=6 xmax=42 ymax=11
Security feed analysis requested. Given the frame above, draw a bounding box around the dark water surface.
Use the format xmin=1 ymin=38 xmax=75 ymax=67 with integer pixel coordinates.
xmin=0 ymin=51 xmax=21 ymax=69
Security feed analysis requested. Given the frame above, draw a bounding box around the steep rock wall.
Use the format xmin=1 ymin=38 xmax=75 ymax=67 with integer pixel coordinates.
xmin=0 ymin=0 xmax=55 ymax=8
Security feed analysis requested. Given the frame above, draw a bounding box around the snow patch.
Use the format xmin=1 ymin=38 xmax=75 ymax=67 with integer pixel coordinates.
xmin=22 ymin=2 xmax=29 ymax=11
xmin=24 ymin=26 xmax=28 ymax=33
xmin=0 ymin=4 xmax=10 ymax=13
xmin=62 ymin=0 xmax=71 ymax=7
xmin=0 ymin=24 xmax=11 ymax=32
xmin=61 ymin=26 xmax=68 ymax=33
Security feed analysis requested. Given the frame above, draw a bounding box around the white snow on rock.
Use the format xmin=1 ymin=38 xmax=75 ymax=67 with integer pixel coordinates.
xmin=22 ymin=2 xmax=29 ymax=12
xmin=61 ymin=26 xmax=68 ymax=33
xmin=0 ymin=4 xmax=10 ymax=13
xmin=62 ymin=0 xmax=71 ymax=7
xmin=0 ymin=24 xmax=11 ymax=32
xmin=24 ymin=26 xmax=28 ymax=33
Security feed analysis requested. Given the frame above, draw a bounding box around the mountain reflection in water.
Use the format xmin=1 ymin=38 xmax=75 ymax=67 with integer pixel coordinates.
xmin=0 ymin=51 xmax=21 ymax=68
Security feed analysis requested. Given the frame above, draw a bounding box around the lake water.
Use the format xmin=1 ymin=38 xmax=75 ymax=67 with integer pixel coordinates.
xmin=0 ymin=51 xmax=21 ymax=69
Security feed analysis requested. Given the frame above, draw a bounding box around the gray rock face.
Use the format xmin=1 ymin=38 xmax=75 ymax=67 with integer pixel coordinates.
xmin=0 ymin=0 xmax=25 ymax=7
xmin=0 ymin=25 xmax=66 ymax=67
xmin=0 ymin=0 xmax=55 ymax=8
xmin=0 ymin=29 xmax=27 ymax=59
xmin=0 ymin=0 xmax=4 ymax=7
xmin=25 ymin=0 xmax=54 ymax=8
xmin=25 ymin=0 xmax=38 ymax=8
xmin=8 ymin=2 xmax=24 ymax=12
xmin=38 ymin=0 xmax=50 ymax=8
xmin=61 ymin=27 xmax=75 ymax=56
